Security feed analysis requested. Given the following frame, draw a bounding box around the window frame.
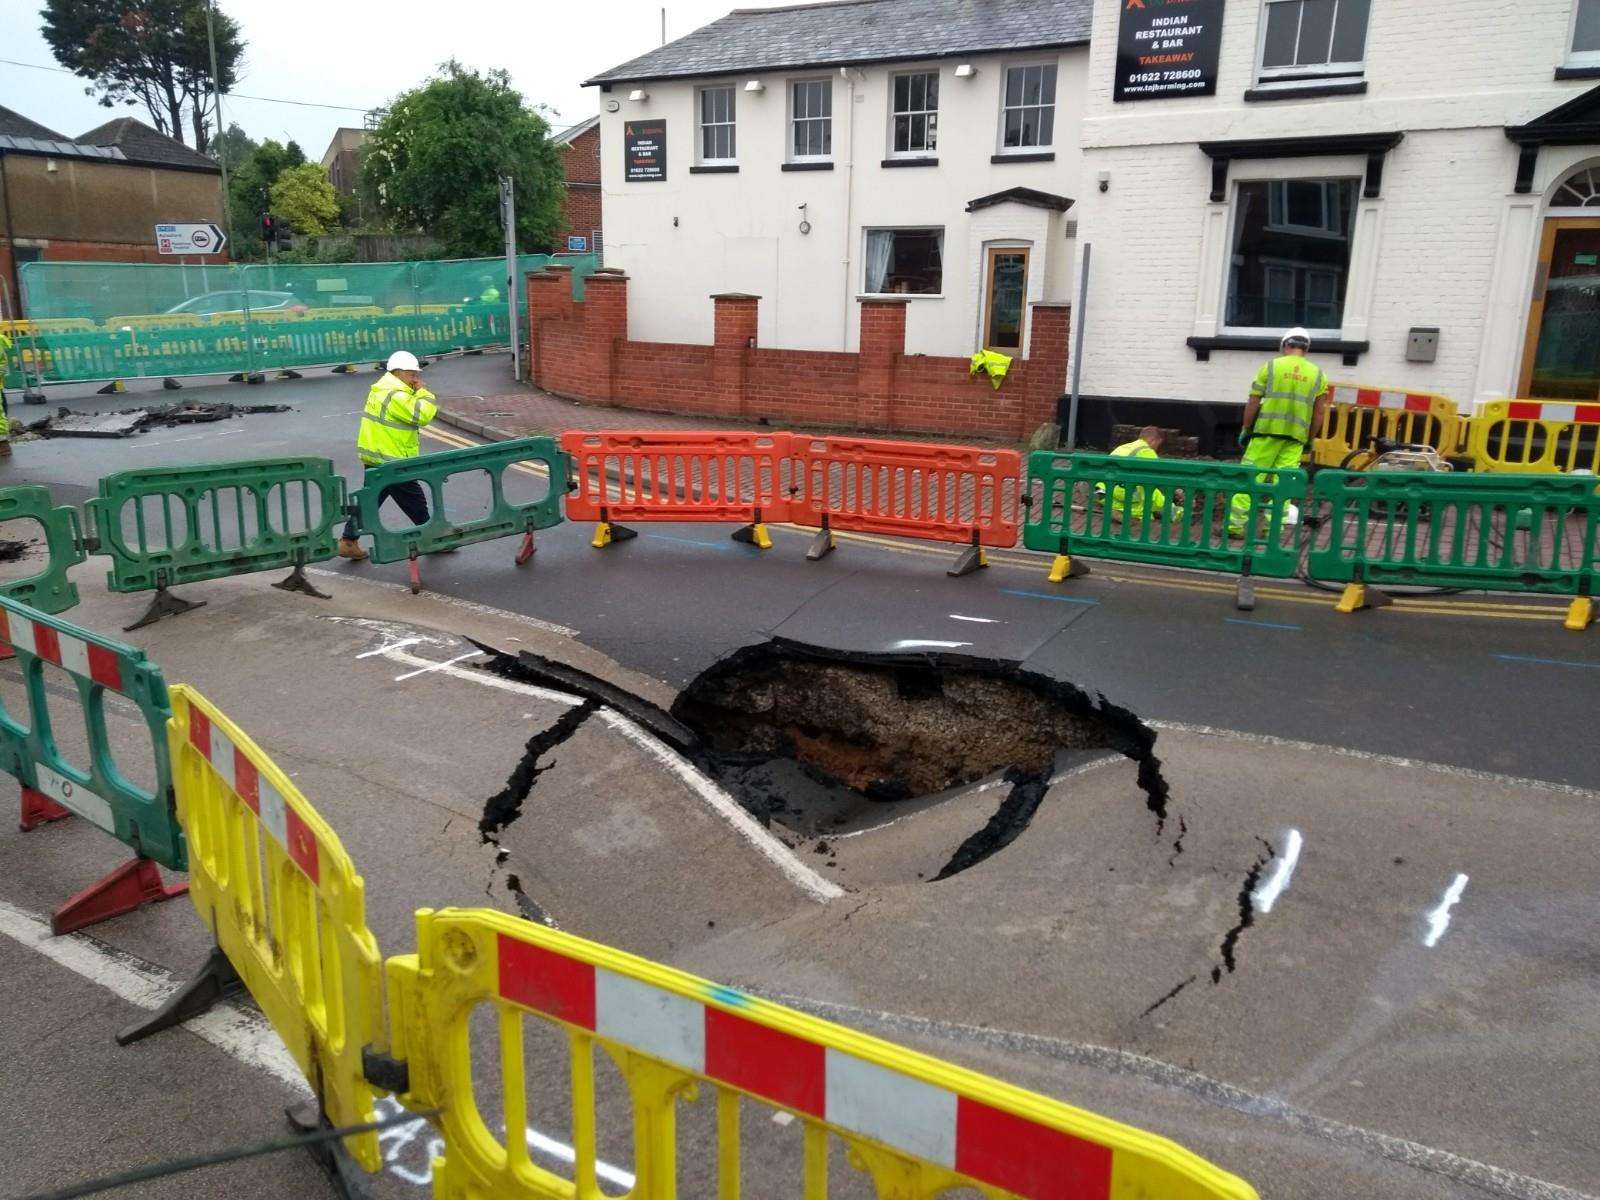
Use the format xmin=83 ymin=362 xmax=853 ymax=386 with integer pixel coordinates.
xmin=788 ymin=77 xmax=834 ymax=162
xmin=888 ymin=68 xmax=940 ymax=159
xmin=695 ymin=83 xmax=738 ymax=166
xmin=1255 ymin=0 xmax=1372 ymax=84
xmin=1265 ymin=180 xmax=1345 ymax=238
xmin=1569 ymin=0 xmax=1600 ymax=64
xmin=1219 ymin=174 xmax=1360 ymax=338
xmin=860 ymin=226 xmax=946 ymax=298
xmin=996 ymin=60 xmax=1058 ymax=155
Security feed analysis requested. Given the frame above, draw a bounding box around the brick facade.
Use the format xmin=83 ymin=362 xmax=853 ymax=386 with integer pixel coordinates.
xmin=556 ymin=122 xmax=603 ymax=253
xmin=526 ymin=268 xmax=1067 ymax=441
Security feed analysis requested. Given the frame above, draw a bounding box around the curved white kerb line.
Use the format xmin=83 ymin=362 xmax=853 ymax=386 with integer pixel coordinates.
xmin=1252 ymin=828 xmax=1303 ymax=915
xmin=1423 ymin=873 xmax=1469 ymax=948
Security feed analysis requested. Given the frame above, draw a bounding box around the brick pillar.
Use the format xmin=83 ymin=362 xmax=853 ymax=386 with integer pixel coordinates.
xmin=1022 ymin=301 xmax=1072 ymax=440
xmin=857 ymin=298 xmax=908 ymax=430
xmin=526 ymin=269 xmax=573 ymax=388
xmin=581 ymin=270 xmax=629 ymax=403
xmin=711 ymin=293 xmax=759 ymax=419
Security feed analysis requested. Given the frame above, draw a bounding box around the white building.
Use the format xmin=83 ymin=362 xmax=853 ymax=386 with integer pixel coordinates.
xmin=1072 ymin=0 xmax=1600 ymax=415
xmin=585 ymin=0 xmax=1093 ymax=357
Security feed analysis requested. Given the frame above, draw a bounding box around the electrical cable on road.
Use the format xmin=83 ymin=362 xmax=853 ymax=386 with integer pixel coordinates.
xmin=15 ymin=1107 xmax=441 ymax=1200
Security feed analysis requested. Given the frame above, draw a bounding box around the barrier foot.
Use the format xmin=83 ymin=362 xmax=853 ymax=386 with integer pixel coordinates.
xmin=731 ymin=521 xmax=773 ymax=550
xmin=162 ymin=377 xmax=183 ymax=391
xmin=1047 ymin=554 xmax=1089 ymax=584
xmin=806 ymin=527 xmax=835 ymax=561
xmin=1335 ymin=582 xmax=1392 ymax=614
xmin=24 ymin=388 xmax=46 ymax=405
xmin=276 ymin=369 xmax=303 ymax=380
xmin=515 ymin=530 xmax=536 ymax=566
xmin=228 ymin=372 xmax=247 ymax=383
xmin=1236 ymin=575 xmax=1257 ymax=612
xmin=51 ymin=856 xmax=187 ymax=937
xmin=273 ymin=559 xmax=332 ymax=599
xmin=1565 ymin=595 xmax=1593 ymax=632
xmin=123 ymin=586 xmax=206 ymax=632
xmin=287 ymin=1100 xmax=374 ymax=1200
xmin=592 ymin=521 xmax=637 ymax=549
xmin=245 ymin=372 xmax=266 ymax=385
xmin=332 ymin=364 xmax=354 ymax=374
xmin=407 ymin=553 xmax=422 ymax=595
xmin=20 ymin=786 xmax=71 ymax=832
xmin=95 ymin=380 xmax=126 ymax=395
xmin=948 ymin=541 xmax=988 ymax=578
xmin=117 ymin=944 xmax=242 ymax=1046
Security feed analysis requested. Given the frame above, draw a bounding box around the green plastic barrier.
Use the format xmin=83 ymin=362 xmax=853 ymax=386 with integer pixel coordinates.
xmin=1306 ymin=469 xmax=1600 ymax=625
xmin=351 ymin=437 xmax=567 ymax=584
xmin=0 ymin=595 xmax=183 ymax=872
xmin=86 ymin=457 xmax=344 ymax=625
xmin=0 ymin=485 xmax=87 ymax=615
xmin=1024 ymin=452 xmax=1304 ymax=607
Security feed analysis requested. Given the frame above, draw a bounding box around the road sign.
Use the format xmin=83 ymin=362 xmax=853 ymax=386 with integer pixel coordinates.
xmin=155 ymin=223 xmax=227 ymax=255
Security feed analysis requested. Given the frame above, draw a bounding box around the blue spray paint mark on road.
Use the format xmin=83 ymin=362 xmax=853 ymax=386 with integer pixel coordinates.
xmin=642 ymin=532 xmax=740 ymax=552
xmin=1224 ymin=617 xmax=1302 ymax=631
xmin=1493 ymin=653 xmax=1600 ymax=670
xmin=999 ymin=589 xmax=1099 ymax=606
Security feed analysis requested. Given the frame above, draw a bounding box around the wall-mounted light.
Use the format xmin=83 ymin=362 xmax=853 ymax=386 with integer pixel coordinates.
xmin=954 ymin=63 xmax=976 ymax=78
xmin=604 ymin=99 xmax=620 ymax=113
xmin=628 ymin=88 xmax=649 ymax=102
xmin=1098 ymin=170 xmax=1111 ymax=193
xmin=743 ymin=79 xmax=765 ymax=93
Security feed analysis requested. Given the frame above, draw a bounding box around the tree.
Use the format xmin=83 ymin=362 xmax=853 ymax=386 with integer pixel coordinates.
xmin=42 ymin=0 xmax=244 ymax=152
xmin=362 ymin=61 xmax=564 ymax=257
xmin=271 ymin=163 xmax=340 ymax=237
xmin=225 ymin=137 xmax=304 ymax=253
xmin=209 ymin=120 xmax=255 ymax=170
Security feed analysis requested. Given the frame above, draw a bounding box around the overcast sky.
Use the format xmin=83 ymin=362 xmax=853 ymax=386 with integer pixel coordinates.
xmin=0 ymin=0 xmax=766 ymax=155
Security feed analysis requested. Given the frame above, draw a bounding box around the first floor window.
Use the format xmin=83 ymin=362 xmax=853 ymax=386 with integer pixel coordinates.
xmin=863 ymin=228 xmax=943 ymax=295
xmin=791 ymin=79 xmax=832 ymax=159
xmin=1225 ymin=177 xmax=1358 ymax=332
xmin=891 ymin=71 xmax=938 ymax=155
xmin=1573 ymin=0 xmax=1600 ymax=58
xmin=697 ymin=85 xmax=736 ymax=163
xmin=1259 ymin=0 xmax=1371 ymax=79
xmin=1001 ymin=63 xmax=1055 ymax=150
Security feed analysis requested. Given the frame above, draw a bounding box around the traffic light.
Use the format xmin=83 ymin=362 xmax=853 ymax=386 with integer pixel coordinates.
xmin=259 ymin=213 xmax=293 ymax=247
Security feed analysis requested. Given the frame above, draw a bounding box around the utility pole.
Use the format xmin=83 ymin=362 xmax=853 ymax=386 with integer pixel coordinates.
xmin=499 ymin=175 xmax=520 ymax=381
xmin=206 ymin=0 xmax=233 ymax=247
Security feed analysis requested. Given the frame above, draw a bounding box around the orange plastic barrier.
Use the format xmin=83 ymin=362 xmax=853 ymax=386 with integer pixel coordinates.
xmin=560 ymin=430 xmax=794 ymax=549
xmin=792 ymin=436 xmax=1022 ymax=575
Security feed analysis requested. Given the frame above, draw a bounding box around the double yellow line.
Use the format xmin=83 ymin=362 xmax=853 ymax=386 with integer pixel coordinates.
xmin=419 ymin=425 xmax=1570 ymax=622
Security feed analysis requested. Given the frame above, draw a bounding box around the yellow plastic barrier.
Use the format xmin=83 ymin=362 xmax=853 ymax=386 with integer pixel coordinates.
xmin=106 ymin=312 xmax=211 ymax=331
xmin=171 ymin=684 xmax=387 ymax=1171
xmin=306 ymin=305 xmax=388 ymax=319
xmin=1466 ymin=399 xmax=1600 ymax=474
xmin=387 ymin=908 xmax=1259 ymax=1200
xmin=0 ymin=317 xmax=95 ymax=335
xmin=1311 ymin=384 xmax=1462 ymax=467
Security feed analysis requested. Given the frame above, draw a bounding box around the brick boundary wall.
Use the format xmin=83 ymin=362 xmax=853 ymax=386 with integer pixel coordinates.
xmin=526 ymin=267 xmax=1067 ymax=442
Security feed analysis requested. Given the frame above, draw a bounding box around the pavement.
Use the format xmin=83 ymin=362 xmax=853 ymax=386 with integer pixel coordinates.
xmin=0 ymin=353 xmax=1596 ymax=1200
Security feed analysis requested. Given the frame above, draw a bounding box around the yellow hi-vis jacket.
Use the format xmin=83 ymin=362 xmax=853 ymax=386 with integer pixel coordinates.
xmin=969 ymin=349 xmax=1012 ymax=390
xmin=0 ymin=331 xmax=12 ymax=440
xmin=1095 ymin=437 xmax=1173 ymax=518
xmin=357 ymin=372 xmax=437 ymax=467
xmin=1249 ymin=354 xmax=1328 ymax=444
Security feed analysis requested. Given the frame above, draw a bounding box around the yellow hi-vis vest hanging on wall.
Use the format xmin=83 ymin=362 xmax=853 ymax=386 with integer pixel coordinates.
xmin=1249 ymin=355 xmax=1327 ymax=444
xmin=357 ymin=372 xmax=437 ymax=466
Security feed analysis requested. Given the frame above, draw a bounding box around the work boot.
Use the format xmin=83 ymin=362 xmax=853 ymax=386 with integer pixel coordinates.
xmin=338 ymin=537 xmax=368 ymax=562
xmin=0 ymin=441 xmax=12 ymax=459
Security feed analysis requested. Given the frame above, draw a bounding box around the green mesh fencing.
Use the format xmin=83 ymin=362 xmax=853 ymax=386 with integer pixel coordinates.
xmin=12 ymin=253 xmax=600 ymax=384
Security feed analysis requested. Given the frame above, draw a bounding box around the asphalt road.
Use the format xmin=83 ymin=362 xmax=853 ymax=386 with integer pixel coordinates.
xmin=0 ymin=356 xmax=1595 ymax=1200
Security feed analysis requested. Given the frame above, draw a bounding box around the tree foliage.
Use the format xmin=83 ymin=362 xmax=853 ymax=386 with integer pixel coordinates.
xmin=42 ymin=0 xmax=245 ymax=152
xmin=225 ymin=137 xmax=306 ymax=253
xmin=270 ymin=163 xmax=340 ymax=237
xmin=362 ymin=61 xmax=564 ymax=257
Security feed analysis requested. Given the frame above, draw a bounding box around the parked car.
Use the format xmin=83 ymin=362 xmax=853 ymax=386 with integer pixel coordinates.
xmin=163 ymin=290 xmax=304 ymax=317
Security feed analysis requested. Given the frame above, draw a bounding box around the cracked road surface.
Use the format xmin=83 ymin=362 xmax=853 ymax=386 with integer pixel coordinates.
xmin=0 ymin=360 xmax=1596 ymax=1200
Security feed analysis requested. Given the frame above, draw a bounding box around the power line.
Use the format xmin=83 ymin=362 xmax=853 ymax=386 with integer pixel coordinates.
xmin=0 ymin=58 xmax=377 ymax=112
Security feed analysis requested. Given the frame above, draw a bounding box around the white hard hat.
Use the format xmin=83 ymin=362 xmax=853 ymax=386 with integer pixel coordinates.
xmin=1280 ymin=327 xmax=1312 ymax=349
xmin=386 ymin=351 xmax=421 ymax=372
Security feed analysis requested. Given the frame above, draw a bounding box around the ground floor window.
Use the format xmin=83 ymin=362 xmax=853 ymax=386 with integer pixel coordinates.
xmin=1224 ymin=177 xmax=1358 ymax=333
xmin=863 ymin=228 xmax=943 ymax=295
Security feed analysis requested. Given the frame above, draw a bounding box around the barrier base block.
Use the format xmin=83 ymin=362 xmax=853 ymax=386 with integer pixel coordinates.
xmin=948 ymin=543 xmax=988 ymax=578
xmin=162 ymin=377 xmax=183 ymax=391
xmin=118 ymin=944 xmax=243 ymax=1046
xmin=276 ymin=370 xmax=303 ymax=380
xmin=407 ymin=554 xmax=422 ymax=595
xmin=1236 ymin=576 xmax=1257 ymax=612
xmin=731 ymin=521 xmax=773 ymax=550
xmin=51 ymin=856 xmax=187 ymax=936
xmin=20 ymin=786 xmax=72 ymax=831
xmin=515 ymin=530 xmax=537 ymax=566
xmin=96 ymin=380 xmax=126 ymax=395
xmin=1565 ymin=595 xmax=1593 ymax=632
xmin=806 ymin=528 xmax=836 ymax=561
xmin=273 ymin=560 xmax=333 ymax=599
xmin=592 ymin=521 xmax=638 ymax=549
xmin=1336 ymin=582 xmax=1392 ymax=614
xmin=1047 ymin=554 xmax=1090 ymax=584
xmin=332 ymin=364 xmax=355 ymax=374
xmin=286 ymin=1101 xmax=375 ymax=1200
xmin=124 ymin=586 xmax=207 ymax=632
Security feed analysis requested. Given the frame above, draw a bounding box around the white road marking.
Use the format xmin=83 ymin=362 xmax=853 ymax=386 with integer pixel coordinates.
xmin=380 ymin=648 xmax=844 ymax=903
xmin=890 ymin=639 xmax=972 ymax=650
xmin=947 ymin=614 xmax=998 ymax=624
xmin=1423 ymin=873 xmax=1469 ymax=948
xmin=307 ymin=568 xmax=577 ymax=637
xmin=357 ymin=637 xmax=423 ymax=658
xmin=0 ymin=898 xmax=309 ymax=1097
xmin=393 ymin=651 xmax=482 ymax=682
xmin=1253 ymin=828 xmax=1303 ymax=915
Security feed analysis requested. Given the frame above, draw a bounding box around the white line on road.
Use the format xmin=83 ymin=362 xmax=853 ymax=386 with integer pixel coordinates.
xmin=1253 ymin=828 xmax=1303 ymax=915
xmin=1423 ymin=873 xmax=1469 ymax=947
xmin=947 ymin=614 xmax=999 ymax=624
xmin=357 ymin=637 xmax=423 ymax=658
xmin=0 ymin=898 xmax=309 ymax=1098
xmin=393 ymin=651 xmax=482 ymax=682
xmin=306 ymin=568 xmax=578 ymax=637
xmin=379 ymin=647 xmax=844 ymax=903
xmin=890 ymin=639 xmax=972 ymax=650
